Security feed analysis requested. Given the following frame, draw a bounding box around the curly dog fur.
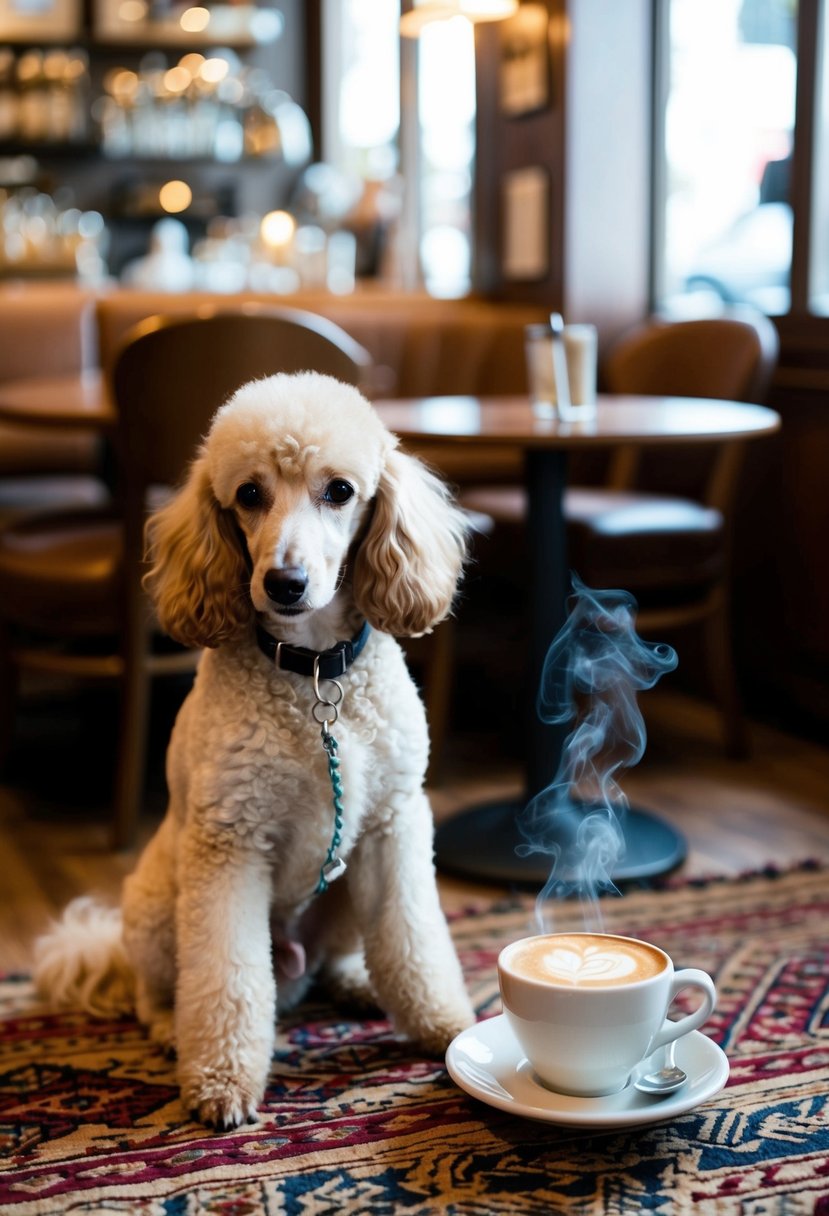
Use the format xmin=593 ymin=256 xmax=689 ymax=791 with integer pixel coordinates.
xmin=34 ymin=372 xmax=475 ymax=1129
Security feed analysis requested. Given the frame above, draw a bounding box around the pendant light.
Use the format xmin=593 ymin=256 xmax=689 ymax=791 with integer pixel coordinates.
xmin=400 ymin=0 xmax=519 ymax=38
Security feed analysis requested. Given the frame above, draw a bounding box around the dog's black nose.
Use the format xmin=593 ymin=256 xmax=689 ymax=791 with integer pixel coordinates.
xmin=263 ymin=566 xmax=308 ymax=606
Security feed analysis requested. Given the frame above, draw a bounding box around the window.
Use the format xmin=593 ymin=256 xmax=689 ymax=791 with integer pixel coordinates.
xmin=655 ymin=0 xmax=829 ymax=318
xmin=655 ymin=0 xmax=798 ymax=315
xmin=321 ymin=0 xmax=400 ymax=181
xmin=416 ymin=15 xmax=476 ymax=296
xmin=321 ymin=0 xmax=475 ymax=296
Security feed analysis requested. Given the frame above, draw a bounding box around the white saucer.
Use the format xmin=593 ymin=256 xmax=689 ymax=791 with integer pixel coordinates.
xmin=446 ymin=1015 xmax=729 ymax=1129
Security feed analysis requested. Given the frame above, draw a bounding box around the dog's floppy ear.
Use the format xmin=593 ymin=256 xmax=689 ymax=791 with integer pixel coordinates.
xmin=353 ymin=447 xmax=471 ymax=637
xmin=143 ymin=451 xmax=252 ymax=648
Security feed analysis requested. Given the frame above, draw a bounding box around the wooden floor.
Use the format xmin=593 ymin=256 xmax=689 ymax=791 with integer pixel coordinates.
xmin=1 ymin=687 xmax=827 ymax=971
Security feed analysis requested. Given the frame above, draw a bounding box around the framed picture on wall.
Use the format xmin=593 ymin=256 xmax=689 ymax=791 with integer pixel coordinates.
xmin=502 ymin=165 xmax=550 ymax=280
xmin=0 ymin=0 xmax=81 ymax=41
xmin=499 ymin=2 xmax=550 ymax=117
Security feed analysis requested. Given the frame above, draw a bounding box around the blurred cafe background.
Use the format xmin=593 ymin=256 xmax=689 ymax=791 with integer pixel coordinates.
xmin=0 ymin=0 xmax=827 ymax=866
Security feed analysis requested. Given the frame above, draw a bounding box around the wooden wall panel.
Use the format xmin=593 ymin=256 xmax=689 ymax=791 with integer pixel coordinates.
xmin=472 ymin=0 xmax=651 ymax=343
xmin=472 ymin=0 xmax=566 ymax=309
xmin=735 ymin=318 xmax=829 ymax=734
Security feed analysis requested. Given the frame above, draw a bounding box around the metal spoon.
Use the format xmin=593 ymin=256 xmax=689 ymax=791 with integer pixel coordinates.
xmin=549 ymin=311 xmax=571 ymax=410
xmin=634 ymin=1040 xmax=688 ymax=1095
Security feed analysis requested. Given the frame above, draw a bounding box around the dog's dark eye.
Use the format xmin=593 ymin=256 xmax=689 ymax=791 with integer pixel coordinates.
xmin=323 ymin=479 xmax=355 ymax=506
xmin=236 ymin=482 xmax=262 ymax=509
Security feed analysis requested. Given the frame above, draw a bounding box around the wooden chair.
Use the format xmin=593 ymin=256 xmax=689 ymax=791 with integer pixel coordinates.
xmin=460 ymin=309 xmax=779 ymax=757
xmin=0 ymin=304 xmax=372 ymax=847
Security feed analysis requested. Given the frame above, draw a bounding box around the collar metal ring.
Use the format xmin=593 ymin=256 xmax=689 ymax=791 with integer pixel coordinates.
xmin=312 ymin=655 xmax=344 ymax=707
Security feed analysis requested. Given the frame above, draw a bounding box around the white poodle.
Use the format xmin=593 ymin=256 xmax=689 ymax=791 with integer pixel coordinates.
xmin=34 ymin=371 xmax=475 ymax=1130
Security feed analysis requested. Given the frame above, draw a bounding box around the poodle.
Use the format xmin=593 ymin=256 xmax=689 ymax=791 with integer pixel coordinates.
xmin=33 ymin=371 xmax=476 ymax=1130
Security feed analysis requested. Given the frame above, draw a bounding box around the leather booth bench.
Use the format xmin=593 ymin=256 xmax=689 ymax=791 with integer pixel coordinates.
xmin=0 ymin=284 xmax=548 ymax=490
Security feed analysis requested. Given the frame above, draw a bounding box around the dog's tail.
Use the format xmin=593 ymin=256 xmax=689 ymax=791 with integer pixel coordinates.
xmin=33 ymin=896 xmax=135 ymax=1017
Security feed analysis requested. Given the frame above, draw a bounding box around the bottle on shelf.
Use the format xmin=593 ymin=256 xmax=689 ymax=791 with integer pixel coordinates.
xmin=2 ymin=47 xmax=90 ymax=145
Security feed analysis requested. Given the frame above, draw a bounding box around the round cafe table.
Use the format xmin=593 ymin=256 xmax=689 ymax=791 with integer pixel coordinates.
xmin=374 ymin=393 xmax=780 ymax=886
xmin=0 ymin=369 xmax=115 ymax=430
xmin=0 ymin=370 xmax=116 ymax=492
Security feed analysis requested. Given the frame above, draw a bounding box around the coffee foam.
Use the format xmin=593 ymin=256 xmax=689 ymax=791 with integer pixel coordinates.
xmin=507 ymin=933 xmax=666 ymax=988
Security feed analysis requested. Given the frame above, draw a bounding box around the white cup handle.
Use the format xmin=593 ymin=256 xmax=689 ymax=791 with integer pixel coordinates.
xmin=649 ymin=968 xmax=717 ymax=1053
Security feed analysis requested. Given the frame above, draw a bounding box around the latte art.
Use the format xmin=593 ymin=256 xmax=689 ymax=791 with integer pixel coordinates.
xmin=507 ymin=933 xmax=666 ymax=988
xmin=542 ymin=944 xmax=637 ymax=984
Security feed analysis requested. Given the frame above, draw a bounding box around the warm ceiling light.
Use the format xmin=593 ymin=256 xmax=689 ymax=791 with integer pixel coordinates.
xmin=159 ymin=180 xmax=192 ymax=213
xmin=400 ymin=1 xmax=456 ymax=38
xmin=400 ymin=0 xmax=517 ymax=37
xmin=199 ymin=57 xmax=229 ymax=84
xmin=179 ymin=6 xmax=210 ymax=33
xmin=163 ymin=65 xmax=191 ymax=93
xmin=179 ymin=52 xmax=205 ymax=74
xmin=260 ymin=210 xmax=296 ymax=249
xmin=108 ymin=68 xmax=138 ymax=100
xmin=458 ymin=0 xmax=519 ymax=16
xmin=118 ymin=0 xmax=147 ymax=22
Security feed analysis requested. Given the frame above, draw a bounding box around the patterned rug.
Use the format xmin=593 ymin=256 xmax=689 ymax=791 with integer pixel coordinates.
xmin=1 ymin=863 xmax=828 ymax=1216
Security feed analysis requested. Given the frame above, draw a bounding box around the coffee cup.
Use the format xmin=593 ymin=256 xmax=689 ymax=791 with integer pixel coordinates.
xmin=497 ymin=931 xmax=716 ymax=1097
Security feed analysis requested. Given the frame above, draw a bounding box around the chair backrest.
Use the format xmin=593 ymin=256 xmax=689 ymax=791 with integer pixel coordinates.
xmin=601 ymin=308 xmax=779 ymax=500
xmin=603 ymin=308 xmax=779 ymax=405
xmin=110 ymin=303 xmax=372 ymax=495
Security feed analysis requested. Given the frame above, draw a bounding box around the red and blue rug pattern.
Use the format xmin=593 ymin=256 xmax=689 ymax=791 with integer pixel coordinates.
xmin=1 ymin=863 xmax=828 ymax=1214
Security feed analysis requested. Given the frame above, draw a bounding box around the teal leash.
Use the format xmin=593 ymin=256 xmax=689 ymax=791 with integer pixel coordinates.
xmin=311 ymin=659 xmax=347 ymax=894
xmin=316 ymin=727 xmax=346 ymax=892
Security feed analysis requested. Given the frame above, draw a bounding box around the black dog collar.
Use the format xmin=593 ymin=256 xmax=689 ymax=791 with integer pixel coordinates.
xmin=255 ymin=620 xmax=371 ymax=680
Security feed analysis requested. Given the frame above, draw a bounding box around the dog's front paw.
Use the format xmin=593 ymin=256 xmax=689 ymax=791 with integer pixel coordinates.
xmin=181 ymin=1070 xmax=263 ymax=1131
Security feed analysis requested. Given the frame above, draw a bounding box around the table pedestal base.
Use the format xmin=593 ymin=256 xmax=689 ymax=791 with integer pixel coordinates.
xmin=434 ymin=800 xmax=686 ymax=886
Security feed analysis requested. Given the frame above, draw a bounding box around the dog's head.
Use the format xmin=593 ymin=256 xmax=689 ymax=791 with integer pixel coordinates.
xmin=143 ymin=372 xmax=471 ymax=647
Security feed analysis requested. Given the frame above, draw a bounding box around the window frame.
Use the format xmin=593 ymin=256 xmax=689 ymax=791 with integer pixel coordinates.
xmin=790 ymin=0 xmax=820 ymax=314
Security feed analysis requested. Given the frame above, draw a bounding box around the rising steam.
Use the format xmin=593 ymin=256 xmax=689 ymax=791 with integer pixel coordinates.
xmin=517 ymin=575 xmax=678 ymax=932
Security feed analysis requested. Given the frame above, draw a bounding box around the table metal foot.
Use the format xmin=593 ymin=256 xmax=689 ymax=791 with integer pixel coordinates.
xmin=434 ymin=799 xmax=687 ymax=886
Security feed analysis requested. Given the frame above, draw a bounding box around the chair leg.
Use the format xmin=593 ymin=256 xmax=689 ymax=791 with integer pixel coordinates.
xmin=424 ymin=617 xmax=455 ymax=786
xmin=111 ymin=637 xmax=152 ymax=850
xmin=705 ymin=597 xmax=749 ymax=759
